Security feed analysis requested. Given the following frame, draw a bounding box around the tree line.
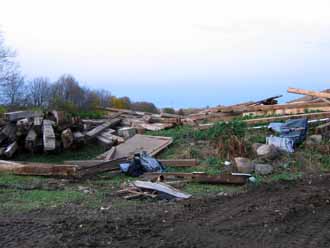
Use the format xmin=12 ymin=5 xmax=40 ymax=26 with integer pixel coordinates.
xmin=0 ymin=32 xmax=182 ymax=116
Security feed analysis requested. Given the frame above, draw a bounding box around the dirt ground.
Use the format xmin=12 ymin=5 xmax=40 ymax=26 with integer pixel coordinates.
xmin=1 ymin=174 xmax=330 ymax=248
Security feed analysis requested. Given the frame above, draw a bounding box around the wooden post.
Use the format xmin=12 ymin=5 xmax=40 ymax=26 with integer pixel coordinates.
xmin=43 ymin=120 xmax=56 ymax=151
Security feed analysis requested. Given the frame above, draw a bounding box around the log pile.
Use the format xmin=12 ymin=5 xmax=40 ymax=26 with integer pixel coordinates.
xmin=0 ymin=110 xmax=86 ymax=158
xmin=0 ymin=109 xmax=176 ymax=159
xmin=180 ymin=88 xmax=330 ymax=127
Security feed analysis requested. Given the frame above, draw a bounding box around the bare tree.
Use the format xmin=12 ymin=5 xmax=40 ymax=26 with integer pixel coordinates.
xmin=1 ymin=73 xmax=25 ymax=106
xmin=0 ymin=32 xmax=16 ymax=85
xmin=28 ymin=77 xmax=51 ymax=107
xmin=49 ymin=74 xmax=87 ymax=111
xmin=94 ymin=89 xmax=111 ymax=108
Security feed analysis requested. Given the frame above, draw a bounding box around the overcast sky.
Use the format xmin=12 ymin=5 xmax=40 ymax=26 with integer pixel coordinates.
xmin=1 ymin=0 xmax=330 ymax=108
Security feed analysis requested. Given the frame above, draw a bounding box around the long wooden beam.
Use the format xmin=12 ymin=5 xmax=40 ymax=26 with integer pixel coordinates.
xmin=217 ymin=101 xmax=329 ymax=113
xmin=197 ymin=111 xmax=330 ymax=129
xmin=288 ymin=87 xmax=330 ymax=100
xmin=158 ymin=159 xmax=199 ymax=167
xmin=244 ymin=111 xmax=330 ymax=125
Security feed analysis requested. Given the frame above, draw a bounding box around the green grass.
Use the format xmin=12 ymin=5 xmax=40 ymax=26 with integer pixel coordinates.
xmin=13 ymin=144 xmax=105 ymax=164
xmin=0 ymin=172 xmax=138 ymax=213
xmin=184 ymin=183 xmax=244 ymax=195
xmin=0 ymin=173 xmax=48 ymax=186
xmin=254 ymin=172 xmax=303 ymax=184
xmin=148 ymin=120 xmax=247 ymax=143
xmin=0 ymin=189 xmax=85 ymax=212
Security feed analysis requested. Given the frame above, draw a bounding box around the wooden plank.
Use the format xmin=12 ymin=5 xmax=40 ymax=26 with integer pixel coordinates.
xmin=158 ymin=159 xmax=198 ymax=167
xmin=4 ymin=111 xmax=42 ymax=122
xmin=192 ymin=174 xmax=247 ymax=185
xmin=143 ymin=172 xmax=206 ymax=180
xmin=288 ymin=87 xmax=330 ymax=100
xmin=76 ymin=157 xmax=128 ymax=177
xmin=138 ymin=123 xmax=173 ymax=131
xmin=33 ymin=116 xmax=43 ymax=126
xmin=244 ymin=111 xmax=330 ymax=125
xmin=111 ymin=134 xmax=173 ymax=160
xmin=105 ymin=147 xmax=116 ymax=160
xmin=85 ymin=118 xmax=121 ymax=139
xmin=13 ymin=162 xmax=78 ymax=177
xmin=197 ymin=111 xmax=330 ymax=129
xmin=216 ymin=101 xmax=329 ymax=113
xmin=64 ymin=160 xmax=103 ymax=166
xmin=101 ymin=107 xmax=182 ymax=119
xmin=43 ymin=120 xmax=56 ymax=151
xmin=0 ymin=160 xmax=23 ymax=172
xmin=200 ymin=95 xmax=283 ymax=114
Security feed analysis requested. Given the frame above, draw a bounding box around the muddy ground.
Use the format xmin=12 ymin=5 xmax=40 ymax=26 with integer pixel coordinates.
xmin=0 ymin=174 xmax=330 ymax=248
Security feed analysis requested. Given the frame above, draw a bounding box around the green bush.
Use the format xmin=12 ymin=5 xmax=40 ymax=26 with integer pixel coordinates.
xmin=0 ymin=106 xmax=6 ymax=117
xmin=73 ymin=111 xmax=105 ymax=119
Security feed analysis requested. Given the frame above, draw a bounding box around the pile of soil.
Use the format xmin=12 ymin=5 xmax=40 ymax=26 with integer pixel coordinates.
xmin=1 ymin=174 xmax=330 ymax=247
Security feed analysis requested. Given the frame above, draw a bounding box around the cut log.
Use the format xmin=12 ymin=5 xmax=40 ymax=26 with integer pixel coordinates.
xmin=4 ymin=142 xmax=18 ymax=158
xmin=96 ymin=135 xmax=114 ymax=147
xmin=118 ymin=127 xmax=136 ymax=139
xmin=33 ymin=116 xmax=43 ymax=126
xmin=73 ymin=131 xmax=85 ymax=143
xmin=1 ymin=123 xmax=17 ymax=142
xmin=97 ymin=129 xmax=123 ymax=147
xmin=158 ymin=159 xmax=199 ymax=167
xmin=25 ymin=129 xmax=38 ymax=152
xmin=43 ymin=120 xmax=56 ymax=151
xmin=61 ymin=128 xmax=74 ymax=149
xmin=51 ymin=110 xmax=66 ymax=125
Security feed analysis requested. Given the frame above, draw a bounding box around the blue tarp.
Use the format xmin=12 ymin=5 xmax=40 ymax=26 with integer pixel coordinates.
xmin=267 ymin=118 xmax=308 ymax=153
xmin=120 ymin=151 xmax=165 ymax=177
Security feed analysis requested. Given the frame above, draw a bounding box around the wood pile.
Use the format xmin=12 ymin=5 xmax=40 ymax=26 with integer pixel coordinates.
xmin=0 ymin=110 xmax=125 ymax=158
xmin=180 ymin=88 xmax=330 ymax=127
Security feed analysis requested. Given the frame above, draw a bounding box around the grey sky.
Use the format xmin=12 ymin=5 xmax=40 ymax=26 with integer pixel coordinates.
xmin=1 ymin=0 xmax=330 ymax=108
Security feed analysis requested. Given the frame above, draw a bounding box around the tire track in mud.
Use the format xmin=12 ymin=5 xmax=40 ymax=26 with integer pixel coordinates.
xmin=0 ymin=175 xmax=330 ymax=248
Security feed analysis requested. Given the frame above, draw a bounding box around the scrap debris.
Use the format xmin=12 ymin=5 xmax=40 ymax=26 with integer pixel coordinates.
xmin=118 ymin=180 xmax=192 ymax=200
xmin=1 ymin=87 xmax=330 ymax=200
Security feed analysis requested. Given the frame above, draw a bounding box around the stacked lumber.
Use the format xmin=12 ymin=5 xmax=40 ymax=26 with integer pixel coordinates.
xmin=0 ymin=110 xmax=124 ymax=158
xmin=99 ymin=107 xmax=182 ymax=131
xmin=185 ymin=88 xmax=330 ymax=126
